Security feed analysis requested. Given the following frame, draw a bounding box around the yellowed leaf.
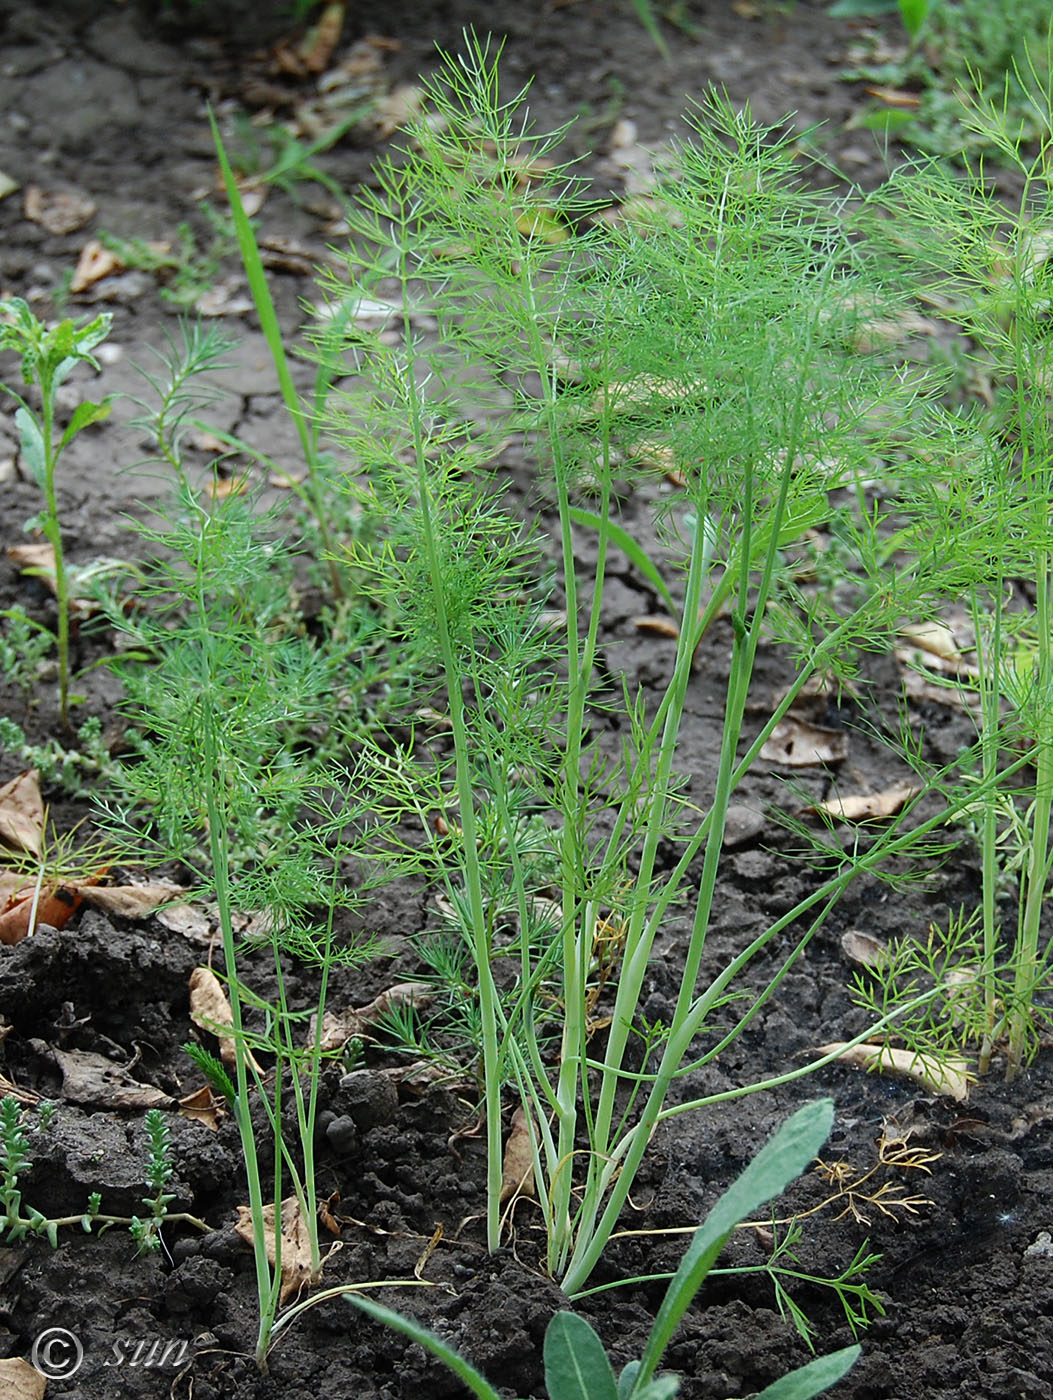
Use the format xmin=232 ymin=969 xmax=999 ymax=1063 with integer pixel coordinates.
xmin=0 ymin=1356 xmax=47 ymax=1400
xmin=813 ymin=782 xmax=919 ymax=821
xmin=0 ymin=770 xmax=44 ymax=858
xmin=515 ymin=206 xmax=568 ymax=244
xmin=500 ymin=1106 xmax=537 ymax=1204
xmin=761 ymin=718 xmax=847 ymax=767
xmin=234 ymin=1196 xmax=315 ymax=1305
xmin=865 ymin=86 xmax=922 ymax=108
xmin=816 ymin=1041 xmax=972 ymax=1101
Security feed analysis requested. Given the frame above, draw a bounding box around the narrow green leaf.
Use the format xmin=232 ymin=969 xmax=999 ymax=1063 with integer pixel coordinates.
xmin=828 ymin=0 xmax=898 ymax=16
xmin=347 ymin=1296 xmax=503 ymax=1400
xmin=208 ymin=109 xmax=312 ymax=465
xmin=751 ymin=1345 xmax=861 ymax=1400
xmin=544 ymin=1313 xmax=618 ymax=1400
xmin=631 ymin=1101 xmax=835 ymax=1394
xmin=15 ymin=407 xmax=45 ymax=486
xmin=58 ymin=397 xmax=111 ymax=455
xmin=568 ymin=507 xmax=676 ymax=616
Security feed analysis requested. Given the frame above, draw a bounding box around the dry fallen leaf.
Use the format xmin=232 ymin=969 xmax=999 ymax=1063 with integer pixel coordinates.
xmin=840 ymin=929 xmax=889 ymax=968
xmin=0 ymin=880 xmax=93 ymax=946
xmin=812 ymin=782 xmax=919 ymax=822
xmin=0 ymin=770 xmax=44 ymax=858
xmin=816 ymin=1041 xmax=971 ymax=1102
xmin=189 ymin=966 xmax=240 ymax=1069
xmin=500 ymin=1106 xmax=537 ymax=1204
xmin=156 ymin=902 xmax=213 ymax=945
xmin=51 ymin=1048 xmax=171 ymax=1109
xmin=79 ymin=881 xmax=184 ymax=920
xmin=761 ymin=718 xmax=847 ymax=767
xmin=898 ymin=620 xmax=962 ymax=663
xmin=633 ymin=615 xmax=679 ymax=639
xmin=70 ymin=239 xmax=122 ymax=292
xmin=0 ymin=1356 xmax=47 ymax=1400
xmin=178 ymin=1084 xmax=221 ymax=1131
xmin=313 ymin=981 xmax=435 ymax=1053
xmin=234 ymin=1196 xmax=316 ymax=1304
xmin=24 ymin=184 xmax=96 ymax=234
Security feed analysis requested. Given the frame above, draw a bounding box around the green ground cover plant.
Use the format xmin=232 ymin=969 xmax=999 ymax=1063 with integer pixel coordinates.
xmin=0 ymin=1098 xmax=207 ymax=1251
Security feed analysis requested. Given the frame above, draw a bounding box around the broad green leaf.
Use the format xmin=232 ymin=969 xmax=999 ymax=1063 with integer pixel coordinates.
xmin=897 ymin=0 xmax=928 ymax=39
xmin=634 ymin=1379 xmax=679 ymax=1400
xmin=618 ymin=1361 xmax=642 ymax=1399
xmin=751 ymin=1345 xmax=861 ymax=1400
xmin=568 ymin=507 xmax=676 ymax=616
xmin=630 ymin=1101 xmax=835 ymax=1395
xmin=15 ymin=408 xmax=45 ymax=486
xmin=544 ymin=1312 xmax=618 ymax=1400
xmin=58 ymin=398 xmax=112 ymax=455
xmin=347 ymin=1296 xmax=503 ymax=1400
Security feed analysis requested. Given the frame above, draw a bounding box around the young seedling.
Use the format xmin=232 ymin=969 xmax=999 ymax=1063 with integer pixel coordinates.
xmin=855 ymin=61 xmax=1053 ymax=1079
xmin=348 ymin=1100 xmax=861 ymax=1400
xmin=0 ymin=300 xmax=113 ymax=726
xmin=317 ymin=36 xmax=990 ymax=1294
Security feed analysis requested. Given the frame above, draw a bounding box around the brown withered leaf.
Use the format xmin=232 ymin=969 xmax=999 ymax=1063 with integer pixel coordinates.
xmin=24 ymin=184 xmax=96 ymax=234
xmin=80 ymin=881 xmax=185 ymax=920
xmin=812 ymin=782 xmax=919 ymax=822
xmin=761 ymin=718 xmax=847 ymax=767
xmin=178 ymin=1084 xmax=221 ymax=1131
xmin=234 ymin=1196 xmax=315 ymax=1305
xmin=633 ymin=615 xmax=679 ymax=639
xmin=0 ymin=880 xmax=93 ymax=945
xmin=70 ymin=238 xmax=122 ymax=292
xmin=500 ymin=1106 xmax=537 ymax=1204
xmin=189 ymin=967 xmax=244 ymax=1070
xmin=815 ymin=1041 xmax=971 ymax=1102
xmin=313 ymin=981 xmax=435 ymax=1053
xmin=0 ymin=1357 xmax=47 ymax=1400
xmin=840 ymin=929 xmax=889 ymax=968
xmin=0 ymin=770 xmax=44 ymax=857
xmin=51 ymin=1048 xmax=172 ymax=1109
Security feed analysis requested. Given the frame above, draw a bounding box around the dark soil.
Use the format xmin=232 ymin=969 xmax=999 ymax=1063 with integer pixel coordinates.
xmin=0 ymin=2 xmax=1051 ymax=1398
